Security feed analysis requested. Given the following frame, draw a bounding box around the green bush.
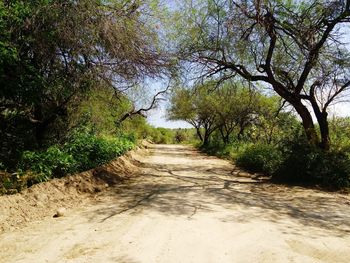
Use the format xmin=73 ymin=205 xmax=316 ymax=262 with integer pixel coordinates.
xmin=273 ymin=137 xmax=350 ymax=189
xmin=235 ymin=143 xmax=282 ymax=175
xmin=200 ymin=132 xmax=350 ymax=189
xmin=148 ymin=128 xmax=175 ymax=144
xmin=64 ymin=131 xmax=135 ymax=171
xmin=20 ymin=145 xmax=78 ymax=183
xmin=17 ymin=132 xmax=135 ymax=186
xmin=201 ymin=140 xmax=251 ymax=160
xmin=315 ymin=151 xmax=350 ymax=188
xmin=200 ymin=137 xmax=227 ymax=156
xmin=222 ymin=141 xmax=252 ymax=159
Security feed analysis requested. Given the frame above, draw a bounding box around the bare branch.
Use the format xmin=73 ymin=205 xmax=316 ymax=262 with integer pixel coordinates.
xmin=118 ymin=83 xmax=171 ymax=123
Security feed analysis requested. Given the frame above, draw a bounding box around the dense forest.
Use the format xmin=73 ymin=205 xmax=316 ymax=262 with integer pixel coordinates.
xmin=1 ymin=0 xmax=350 ymax=194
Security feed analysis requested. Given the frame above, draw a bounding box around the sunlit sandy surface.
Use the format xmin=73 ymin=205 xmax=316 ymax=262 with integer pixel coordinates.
xmin=1 ymin=144 xmax=349 ymax=263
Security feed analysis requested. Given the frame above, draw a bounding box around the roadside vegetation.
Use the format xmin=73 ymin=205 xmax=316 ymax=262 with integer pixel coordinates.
xmin=1 ymin=0 xmax=350 ymax=193
xmin=0 ymin=0 xmax=173 ymax=194
xmin=166 ymin=0 xmax=350 ymax=190
xmin=168 ymin=81 xmax=350 ymax=189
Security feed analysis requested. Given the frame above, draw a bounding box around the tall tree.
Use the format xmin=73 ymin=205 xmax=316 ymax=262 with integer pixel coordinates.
xmin=214 ymin=84 xmax=260 ymax=143
xmin=168 ymin=82 xmax=219 ymax=145
xmin=168 ymin=81 xmax=270 ymax=145
xmin=0 ymin=0 xmax=170 ymax=146
xmin=174 ymin=0 xmax=350 ymax=150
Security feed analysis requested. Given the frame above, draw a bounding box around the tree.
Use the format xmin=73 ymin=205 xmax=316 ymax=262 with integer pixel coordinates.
xmin=0 ymin=0 xmax=172 ymax=169
xmin=168 ymin=81 xmax=270 ymax=145
xmin=213 ymin=84 xmax=261 ymax=143
xmin=247 ymin=96 xmax=299 ymax=144
xmin=0 ymin=0 xmax=170 ymax=147
xmin=174 ymin=0 xmax=350 ymax=150
xmin=168 ymin=82 xmax=219 ymax=145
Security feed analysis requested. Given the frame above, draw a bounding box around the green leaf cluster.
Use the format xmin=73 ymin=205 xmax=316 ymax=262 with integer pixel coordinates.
xmin=15 ymin=131 xmax=135 ymax=188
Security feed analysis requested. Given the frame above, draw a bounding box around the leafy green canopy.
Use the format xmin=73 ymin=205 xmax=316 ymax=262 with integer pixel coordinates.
xmin=171 ymin=0 xmax=350 ymax=149
xmin=0 ymin=0 xmax=167 ymax=114
xmin=0 ymin=0 xmax=171 ymax=169
xmin=168 ymin=81 xmax=297 ymax=145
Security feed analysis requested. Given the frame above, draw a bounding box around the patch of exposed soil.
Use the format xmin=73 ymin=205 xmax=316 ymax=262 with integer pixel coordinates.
xmin=0 ymin=147 xmax=145 ymax=233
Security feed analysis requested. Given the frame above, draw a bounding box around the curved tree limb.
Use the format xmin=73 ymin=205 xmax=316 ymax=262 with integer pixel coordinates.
xmin=118 ymin=84 xmax=170 ymax=123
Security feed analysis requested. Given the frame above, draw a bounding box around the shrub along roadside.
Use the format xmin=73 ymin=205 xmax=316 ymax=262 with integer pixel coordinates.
xmin=235 ymin=144 xmax=283 ymax=175
xmin=1 ymin=132 xmax=135 ymax=194
xmin=200 ymin=138 xmax=350 ymax=190
xmin=63 ymin=132 xmax=135 ymax=172
xmin=272 ymin=137 xmax=350 ymax=189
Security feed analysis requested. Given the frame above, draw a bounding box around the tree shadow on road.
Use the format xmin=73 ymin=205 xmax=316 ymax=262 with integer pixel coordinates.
xmin=82 ymin=145 xmax=350 ymax=239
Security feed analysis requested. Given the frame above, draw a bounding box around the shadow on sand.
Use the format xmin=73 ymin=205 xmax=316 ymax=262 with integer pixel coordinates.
xmin=83 ymin=144 xmax=350 ymax=238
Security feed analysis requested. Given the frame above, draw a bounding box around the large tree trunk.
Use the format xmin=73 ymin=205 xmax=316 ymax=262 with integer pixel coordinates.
xmin=237 ymin=120 xmax=246 ymax=140
xmin=315 ymin=111 xmax=330 ymax=150
xmin=219 ymin=126 xmax=229 ymax=145
xmin=291 ymin=100 xmax=320 ymax=147
xmin=196 ymin=127 xmax=203 ymax=142
xmin=203 ymin=129 xmax=210 ymax=146
xmin=309 ymin=95 xmax=331 ymax=150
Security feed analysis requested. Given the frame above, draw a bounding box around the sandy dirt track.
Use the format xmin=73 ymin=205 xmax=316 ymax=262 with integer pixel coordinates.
xmin=1 ymin=144 xmax=350 ymax=263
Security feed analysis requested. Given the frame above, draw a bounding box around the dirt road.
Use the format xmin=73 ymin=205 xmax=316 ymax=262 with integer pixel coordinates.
xmin=1 ymin=144 xmax=350 ymax=263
